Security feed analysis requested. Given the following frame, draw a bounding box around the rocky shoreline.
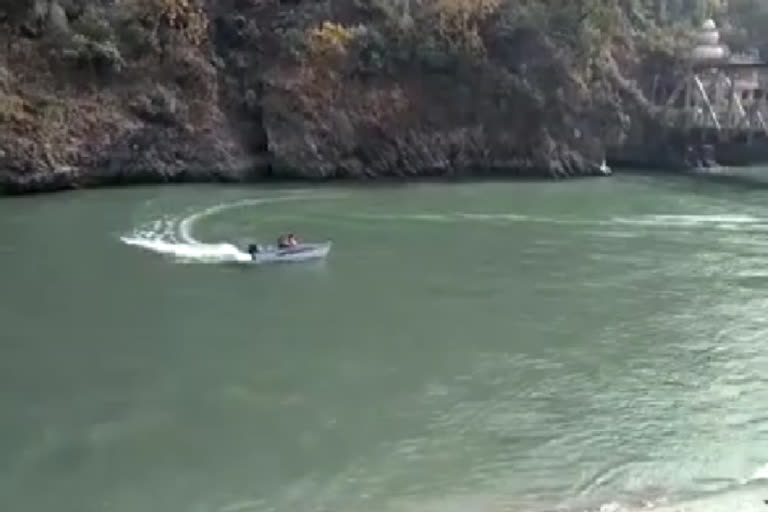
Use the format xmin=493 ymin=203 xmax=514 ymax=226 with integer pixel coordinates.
xmin=0 ymin=0 xmax=682 ymax=196
xmin=0 ymin=158 xmax=615 ymax=196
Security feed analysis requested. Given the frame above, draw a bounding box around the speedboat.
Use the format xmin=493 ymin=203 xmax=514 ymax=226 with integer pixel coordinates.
xmin=245 ymin=242 xmax=332 ymax=263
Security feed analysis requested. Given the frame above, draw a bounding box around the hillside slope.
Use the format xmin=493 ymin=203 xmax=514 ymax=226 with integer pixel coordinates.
xmin=0 ymin=0 xmax=678 ymax=193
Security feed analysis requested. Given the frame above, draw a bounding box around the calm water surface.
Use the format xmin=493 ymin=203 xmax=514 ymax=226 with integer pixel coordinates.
xmin=2 ymin=172 xmax=768 ymax=512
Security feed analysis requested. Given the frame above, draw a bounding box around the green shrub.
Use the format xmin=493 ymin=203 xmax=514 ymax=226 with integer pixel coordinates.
xmin=114 ymin=17 xmax=155 ymax=59
xmin=70 ymin=5 xmax=113 ymax=43
xmin=60 ymin=33 xmax=125 ymax=74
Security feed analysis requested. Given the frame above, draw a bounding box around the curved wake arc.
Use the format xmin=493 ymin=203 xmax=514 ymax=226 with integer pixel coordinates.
xmin=121 ymin=192 xmax=343 ymax=264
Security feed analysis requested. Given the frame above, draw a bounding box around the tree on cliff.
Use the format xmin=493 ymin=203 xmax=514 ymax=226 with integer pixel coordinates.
xmin=0 ymin=0 xmax=31 ymax=52
xmin=654 ymin=0 xmax=724 ymax=23
xmin=0 ymin=0 xmax=32 ymax=40
xmin=725 ymin=0 xmax=768 ymax=55
xmin=4 ymin=0 xmax=768 ymax=191
xmin=0 ymin=0 xmax=30 ymax=25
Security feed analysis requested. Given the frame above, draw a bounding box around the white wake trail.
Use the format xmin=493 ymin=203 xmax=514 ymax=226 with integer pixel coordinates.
xmin=121 ymin=192 xmax=342 ymax=264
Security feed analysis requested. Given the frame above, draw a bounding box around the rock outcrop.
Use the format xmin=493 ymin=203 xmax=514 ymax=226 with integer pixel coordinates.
xmin=0 ymin=0 xmax=679 ymax=194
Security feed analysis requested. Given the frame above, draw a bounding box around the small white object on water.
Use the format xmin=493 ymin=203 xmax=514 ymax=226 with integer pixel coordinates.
xmin=599 ymin=159 xmax=612 ymax=175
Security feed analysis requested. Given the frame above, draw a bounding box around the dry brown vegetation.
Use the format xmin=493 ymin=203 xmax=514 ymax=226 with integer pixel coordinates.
xmin=137 ymin=0 xmax=209 ymax=47
xmin=0 ymin=0 xmax=760 ymax=191
xmin=429 ymin=0 xmax=501 ymax=55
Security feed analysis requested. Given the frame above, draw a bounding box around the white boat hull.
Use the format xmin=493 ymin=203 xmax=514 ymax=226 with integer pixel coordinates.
xmin=248 ymin=242 xmax=332 ymax=264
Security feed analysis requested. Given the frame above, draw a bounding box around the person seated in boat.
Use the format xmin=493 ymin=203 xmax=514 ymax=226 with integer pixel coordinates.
xmin=277 ymin=233 xmax=298 ymax=249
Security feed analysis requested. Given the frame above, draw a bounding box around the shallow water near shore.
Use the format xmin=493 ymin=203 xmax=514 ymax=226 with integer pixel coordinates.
xmin=2 ymin=171 xmax=768 ymax=511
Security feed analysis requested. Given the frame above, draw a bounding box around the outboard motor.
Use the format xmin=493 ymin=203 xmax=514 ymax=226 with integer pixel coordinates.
xmin=247 ymin=243 xmax=259 ymax=259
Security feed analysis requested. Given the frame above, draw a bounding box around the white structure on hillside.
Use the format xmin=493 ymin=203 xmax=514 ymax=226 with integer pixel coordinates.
xmin=659 ymin=19 xmax=768 ymax=135
xmin=691 ymin=18 xmax=728 ymax=61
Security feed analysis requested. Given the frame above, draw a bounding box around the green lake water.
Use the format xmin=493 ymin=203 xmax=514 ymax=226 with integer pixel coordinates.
xmin=2 ymin=172 xmax=768 ymax=511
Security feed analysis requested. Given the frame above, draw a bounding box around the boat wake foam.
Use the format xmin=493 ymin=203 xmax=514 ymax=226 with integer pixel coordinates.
xmin=747 ymin=462 xmax=768 ymax=482
xmin=120 ymin=193 xmax=341 ymax=264
xmin=609 ymin=214 xmax=768 ymax=230
xmin=354 ymin=212 xmax=768 ymax=232
xmin=121 ymin=235 xmax=251 ymax=263
xmin=375 ymin=479 xmax=768 ymax=512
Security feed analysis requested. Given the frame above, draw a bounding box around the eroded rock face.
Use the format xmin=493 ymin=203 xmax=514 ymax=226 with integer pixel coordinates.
xmin=261 ymin=25 xmax=620 ymax=180
xmin=95 ymin=124 xmax=260 ymax=185
xmin=0 ymin=0 xmax=661 ymax=194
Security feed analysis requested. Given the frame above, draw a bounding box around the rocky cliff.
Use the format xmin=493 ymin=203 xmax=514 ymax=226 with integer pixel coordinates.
xmin=0 ymin=0 xmax=675 ymax=194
